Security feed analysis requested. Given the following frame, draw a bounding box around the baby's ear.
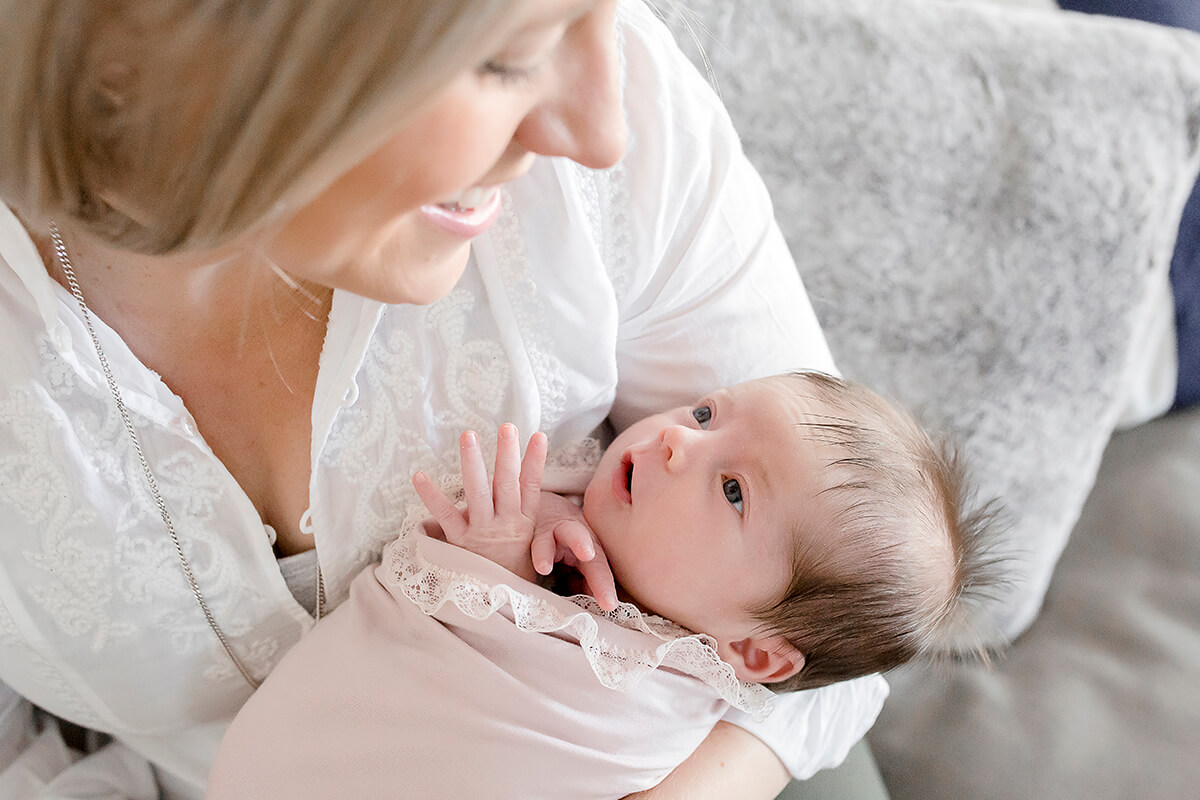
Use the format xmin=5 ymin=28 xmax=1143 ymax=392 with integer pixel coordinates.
xmin=718 ymin=635 xmax=805 ymax=684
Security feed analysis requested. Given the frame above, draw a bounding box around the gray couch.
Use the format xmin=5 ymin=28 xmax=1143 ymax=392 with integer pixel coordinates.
xmin=664 ymin=1 xmax=1200 ymax=797
xmin=872 ymin=405 xmax=1200 ymax=799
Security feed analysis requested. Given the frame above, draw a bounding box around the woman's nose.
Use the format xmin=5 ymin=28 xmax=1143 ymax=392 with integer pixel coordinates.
xmin=514 ymin=7 xmax=627 ymax=169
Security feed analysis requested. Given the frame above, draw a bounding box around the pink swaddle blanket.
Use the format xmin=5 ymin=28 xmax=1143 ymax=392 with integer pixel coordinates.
xmin=206 ymin=528 xmax=769 ymax=799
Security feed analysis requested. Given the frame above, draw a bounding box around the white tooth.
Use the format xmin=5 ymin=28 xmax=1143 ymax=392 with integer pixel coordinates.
xmin=457 ymin=186 xmax=489 ymax=210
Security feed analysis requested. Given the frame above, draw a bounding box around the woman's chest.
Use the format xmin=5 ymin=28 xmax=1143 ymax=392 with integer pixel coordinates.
xmin=166 ymin=342 xmax=320 ymax=556
xmin=0 ymin=184 xmax=626 ymax=731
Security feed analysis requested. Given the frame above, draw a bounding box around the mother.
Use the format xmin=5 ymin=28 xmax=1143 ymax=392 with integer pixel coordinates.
xmin=0 ymin=1 xmax=887 ymax=798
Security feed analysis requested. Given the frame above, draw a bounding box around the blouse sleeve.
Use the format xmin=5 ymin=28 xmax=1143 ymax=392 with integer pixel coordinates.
xmin=606 ymin=0 xmax=837 ymax=433
xmin=0 ymin=683 xmax=158 ymax=800
xmin=720 ymin=675 xmax=889 ymax=780
xmin=608 ymin=1 xmax=886 ymax=779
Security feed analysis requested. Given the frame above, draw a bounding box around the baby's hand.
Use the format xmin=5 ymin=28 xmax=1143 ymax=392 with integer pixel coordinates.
xmin=531 ymin=493 xmax=618 ymax=612
xmin=413 ymin=424 xmax=547 ymax=582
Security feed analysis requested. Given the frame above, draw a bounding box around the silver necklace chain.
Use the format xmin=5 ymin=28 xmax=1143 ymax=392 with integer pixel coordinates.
xmin=48 ymin=223 xmax=325 ymax=691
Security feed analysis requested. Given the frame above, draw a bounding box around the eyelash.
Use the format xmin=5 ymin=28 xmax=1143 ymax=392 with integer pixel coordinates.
xmin=691 ymin=404 xmax=745 ymax=515
xmin=478 ymin=60 xmax=535 ymax=86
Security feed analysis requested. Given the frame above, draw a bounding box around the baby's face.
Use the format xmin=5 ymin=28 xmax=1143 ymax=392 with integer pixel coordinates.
xmin=582 ymin=376 xmax=830 ymax=644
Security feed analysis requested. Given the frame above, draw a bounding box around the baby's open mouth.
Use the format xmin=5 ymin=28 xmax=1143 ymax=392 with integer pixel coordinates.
xmin=612 ymin=451 xmax=634 ymax=505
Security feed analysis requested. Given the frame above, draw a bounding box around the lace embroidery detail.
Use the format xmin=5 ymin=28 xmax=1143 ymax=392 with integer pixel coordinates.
xmin=571 ymin=159 xmax=635 ymax=306
xmin=0 ymin=335 xmax=283 ymax=681
xmin=0 ymin=602 xmax=103 ymax=729
xmin=488 ymin=192 xmax=568 ymax=432
xmin=429 ymin=289 xmax=511 ymax=433
xmin=380 ymin=494 xmax=775 ymax=721
xmin=27 ymin=541 xmax=138 ymax=650
xmin=574 ymin=13 xmax=635 ymax=303
xmin=325 ymin=192 xmax=583 ymax=590
xmin=323 ymin=286 xmax=514 ymax=579
xmin=0 ymin=387 xmax=134 ymax=649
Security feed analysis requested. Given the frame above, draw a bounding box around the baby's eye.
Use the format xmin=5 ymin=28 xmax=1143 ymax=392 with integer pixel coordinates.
xmin=722 ymin=477 xmax=744 ymax=514
xmin=691 ymin=405 xmax=712 ymax=428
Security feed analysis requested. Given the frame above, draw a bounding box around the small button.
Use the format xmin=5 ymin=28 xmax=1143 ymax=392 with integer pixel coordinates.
xmin=51 ymin=325 xmax=72 ymax=353
xmin=176 ymin=413 xmax=198 ymax=438
xmin=298 ymin=509 xmax=315 ymax=535
xmin=263 ymin=524 xmax=278 ymax=547
xmin=341 ymin=382 xmax=360 ymax=408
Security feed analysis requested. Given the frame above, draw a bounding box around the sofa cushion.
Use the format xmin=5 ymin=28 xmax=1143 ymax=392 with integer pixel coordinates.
xmin=871 ymin=408 xmax=1200 ymax=799
xmin=1057 ymin=0 xmax=1200 ymax=413
xmin=662 ymin=0 xmax=1200 ymax=638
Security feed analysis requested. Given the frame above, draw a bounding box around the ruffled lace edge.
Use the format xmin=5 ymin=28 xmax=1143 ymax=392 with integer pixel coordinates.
xmin=380 ymin=506 xmax=775 ymax=720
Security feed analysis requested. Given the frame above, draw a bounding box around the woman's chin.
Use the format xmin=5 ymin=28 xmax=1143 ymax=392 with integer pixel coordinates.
xmin=373 ymin=242 xmax=472 ymax=305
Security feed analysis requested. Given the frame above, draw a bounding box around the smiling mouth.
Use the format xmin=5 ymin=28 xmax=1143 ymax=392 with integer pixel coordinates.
xmin=436 ymin=185 xmax=498 ymax=212
xmin=419 ymin=188 xmax=503 ymax=238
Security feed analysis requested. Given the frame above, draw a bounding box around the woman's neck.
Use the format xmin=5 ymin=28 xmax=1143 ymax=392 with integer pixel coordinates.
xmin=31 ymin=219 xmax=333 ymax=549
xmin=33 ymin=220 xmax=332 ymax=377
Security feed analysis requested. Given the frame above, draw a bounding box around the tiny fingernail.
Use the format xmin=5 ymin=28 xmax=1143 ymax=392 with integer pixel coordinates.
xmin=500 ymin=423 xmax=514 ymax=438
xmin=413 ymin=471 xmax=428 ymax=485
xmin=462 ymin=431 xmax=477 ymax=448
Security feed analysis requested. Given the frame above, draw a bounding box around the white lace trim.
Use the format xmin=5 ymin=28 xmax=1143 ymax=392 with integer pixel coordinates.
xmin=380 ymin=503 xmax=775 ymax=720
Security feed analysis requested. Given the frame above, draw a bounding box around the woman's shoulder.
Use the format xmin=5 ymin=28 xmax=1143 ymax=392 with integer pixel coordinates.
xmin=616 ymin=0 xmax=744 ymax=149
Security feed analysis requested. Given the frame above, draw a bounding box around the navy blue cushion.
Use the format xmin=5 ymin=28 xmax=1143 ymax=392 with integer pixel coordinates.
xmin=1058 ymin=0 xmax=1200 ymax=30
xmin=1174 ymin=181 xmax=1200 ymax=408
xmin=1060 ymin=0 xmax=1200 ymax=410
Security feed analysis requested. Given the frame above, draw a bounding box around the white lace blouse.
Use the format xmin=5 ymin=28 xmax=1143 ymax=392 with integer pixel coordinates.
xmin=0 ymin=2 xmax=886 ymax=797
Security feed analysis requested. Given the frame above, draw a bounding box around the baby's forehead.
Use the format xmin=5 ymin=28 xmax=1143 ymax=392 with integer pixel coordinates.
xmin=731 ymin=375 xmax=846 ymax=435
xmin=728 ymin=378 xmax=838 ymax=501
xmin=735 ymin=376 xmax=869 ymax=529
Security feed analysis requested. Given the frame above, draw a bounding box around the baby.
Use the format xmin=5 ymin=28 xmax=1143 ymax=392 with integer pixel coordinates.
xmin=208 ymin=371 xmax=1003 ymax=799
xmin=416 ymin=369 xmax=1002 ymax=690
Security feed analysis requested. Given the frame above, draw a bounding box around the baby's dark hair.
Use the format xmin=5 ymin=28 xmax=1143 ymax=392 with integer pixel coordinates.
xmin=757 ymin=372 xmax=1007 ymax=692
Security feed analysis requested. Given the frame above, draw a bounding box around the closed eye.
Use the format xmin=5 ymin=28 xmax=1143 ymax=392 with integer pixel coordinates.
xmin=722 ymin=477 xmax=744 ymax=515
xmin=477 ymin=59 xmax=537 ymax=85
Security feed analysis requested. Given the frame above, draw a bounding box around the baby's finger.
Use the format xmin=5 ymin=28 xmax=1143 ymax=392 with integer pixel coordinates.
xmin=492 ymin=424 xmax=522 ymax=519
xmin=413 ymin=471 xmax=466 ymax=542
xmin=459 ymin=431 xmax=493 ymax=524
xmin=518 ymin=432 xmax=548 ymax=521
xmin=554 ymin=519 xmax=595 ymax=564
xmin=575 ymin=545 xmax=618 ymax=612
xmin=530 ymin=526 xmax=557 ymax=576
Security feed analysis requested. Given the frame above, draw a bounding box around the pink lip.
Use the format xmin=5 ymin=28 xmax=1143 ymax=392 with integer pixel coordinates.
xmin=611 ymin=451 xmax=633 ymax=505
xmin=419 ymin=189 xmax=503 ymax=239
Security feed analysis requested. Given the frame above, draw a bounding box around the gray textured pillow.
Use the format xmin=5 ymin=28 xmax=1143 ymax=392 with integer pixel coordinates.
xmin=661 ymin=0 xmax=1200 ymax=637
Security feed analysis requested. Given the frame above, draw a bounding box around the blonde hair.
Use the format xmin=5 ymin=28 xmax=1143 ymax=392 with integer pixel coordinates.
xmin=761 ymin=371 xmax=1008 ymax=692
xmin=0 ymin=0 xmax=528 ymax=254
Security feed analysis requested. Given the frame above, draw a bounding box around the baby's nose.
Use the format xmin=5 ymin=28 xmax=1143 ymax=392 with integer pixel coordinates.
xmin=660 ymin=425 xmax=696 ymax=470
